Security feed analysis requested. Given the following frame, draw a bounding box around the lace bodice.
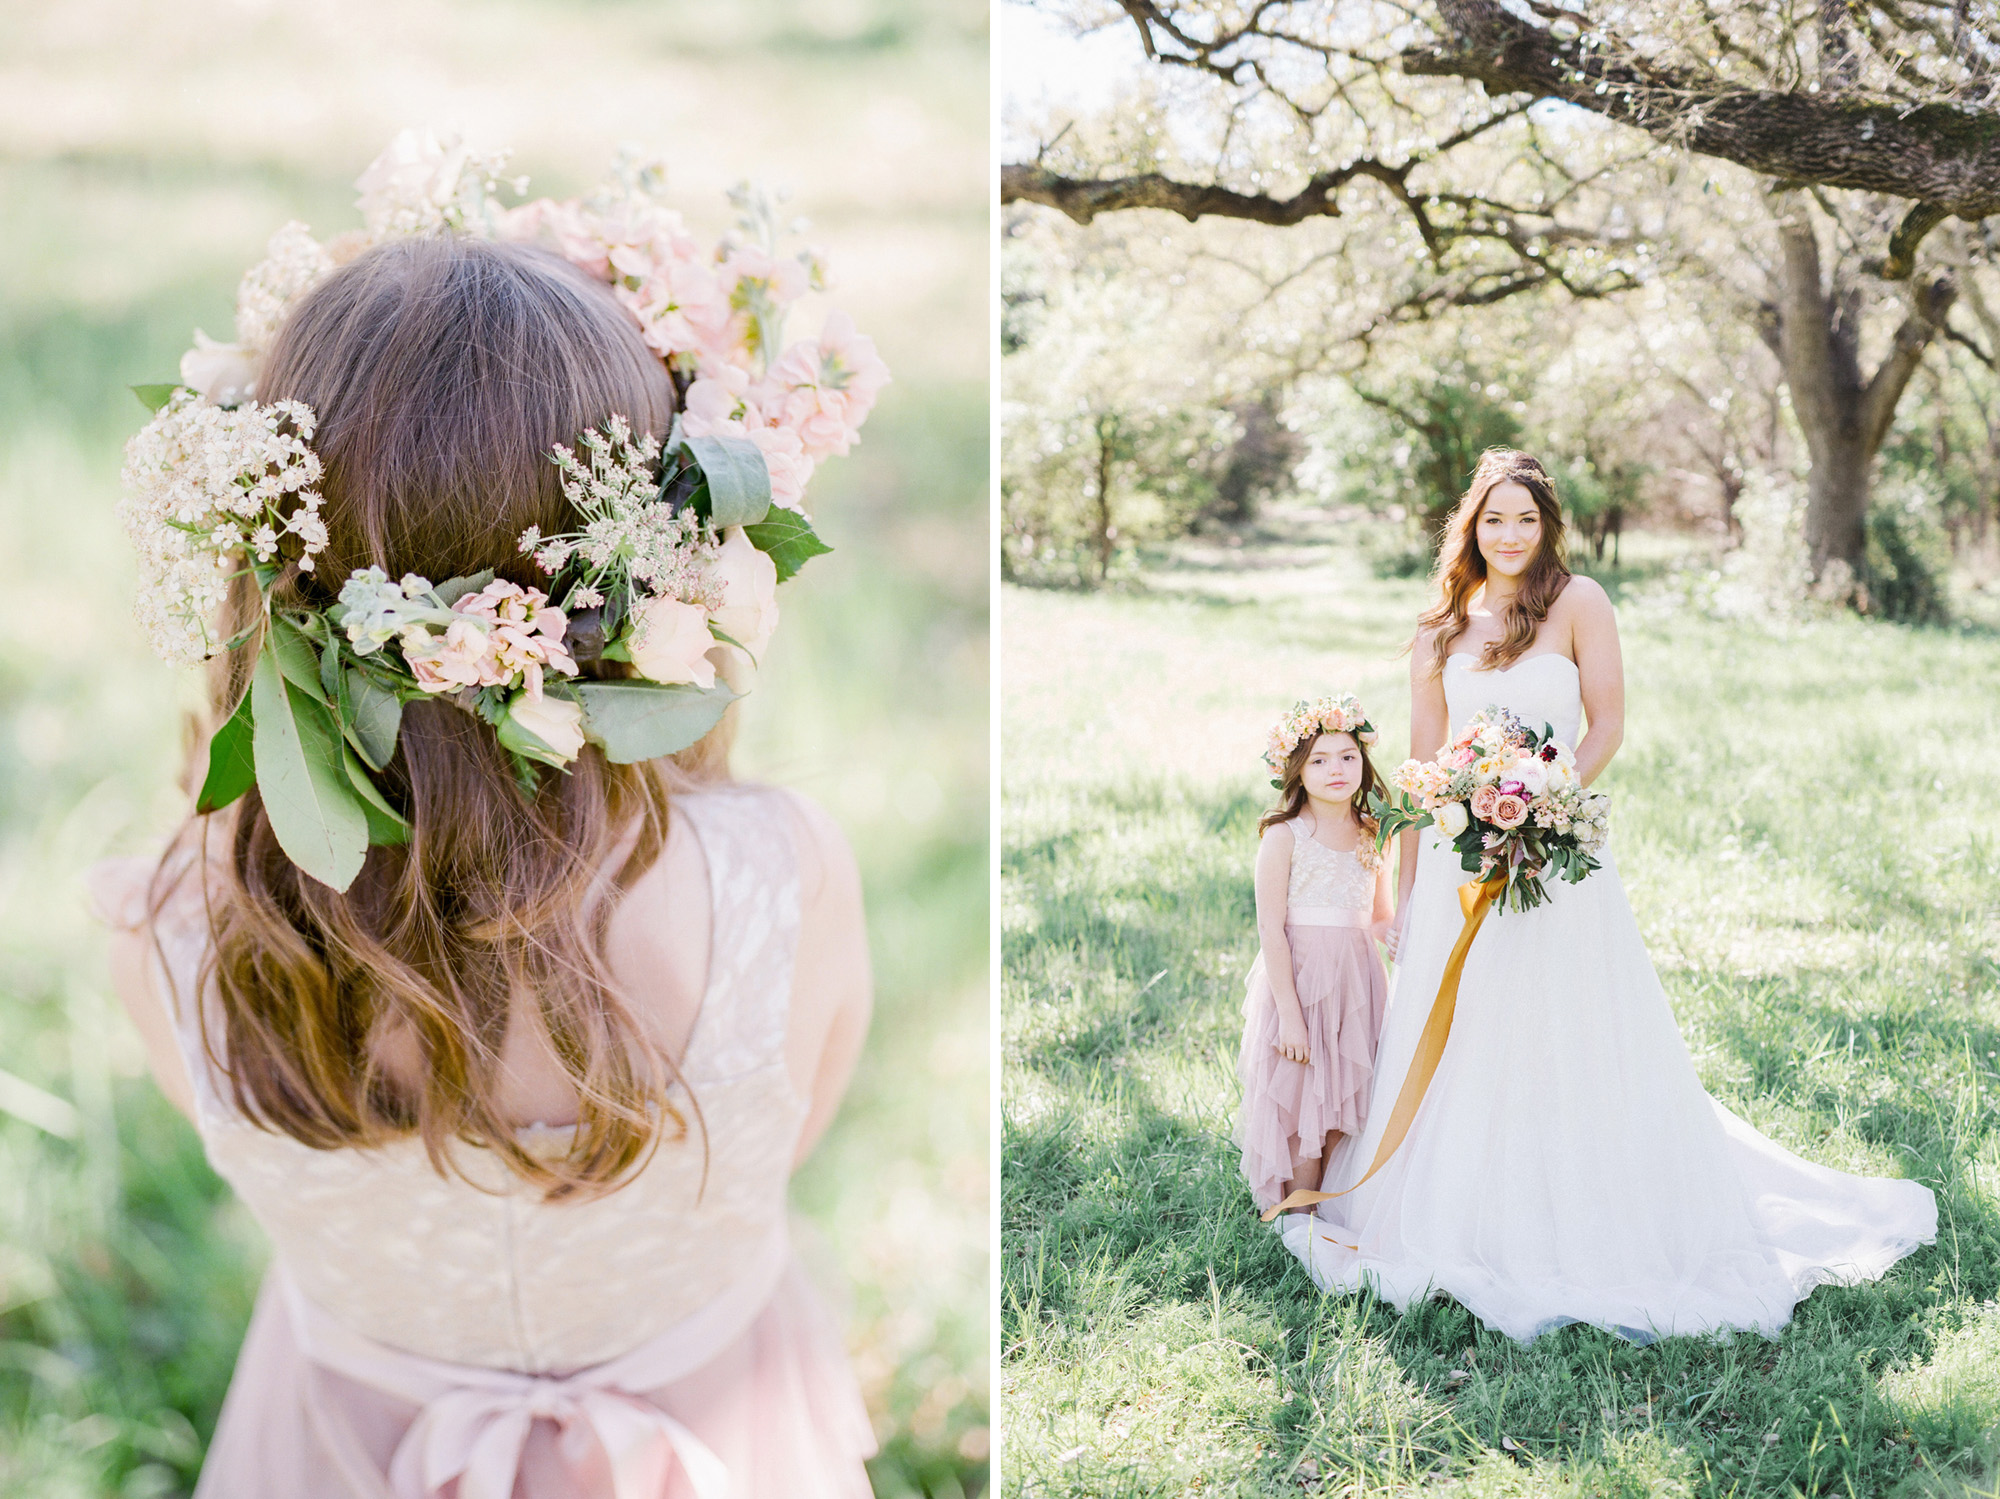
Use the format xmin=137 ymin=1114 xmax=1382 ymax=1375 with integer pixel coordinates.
xmin=1443 ymin=651 xmax=1583 ymax=747
xmin=96 ymin=785 xmax=807 ymax=1374
xmin=1285 ymin=824 xmax=1376 ymax=912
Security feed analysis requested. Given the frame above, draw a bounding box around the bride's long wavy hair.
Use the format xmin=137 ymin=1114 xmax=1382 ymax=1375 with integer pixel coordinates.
xmin=1258 ymin=732 xmax=1386 ymax=841
xmin=1415 ymin=448 xmax=1572 ymax=680
xmin=153 ymin=237 xmax=721 ymax=1200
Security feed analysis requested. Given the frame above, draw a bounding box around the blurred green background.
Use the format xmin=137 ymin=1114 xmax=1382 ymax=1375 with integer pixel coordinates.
xmin=0 ymin=1 xmax=988 ymax=1494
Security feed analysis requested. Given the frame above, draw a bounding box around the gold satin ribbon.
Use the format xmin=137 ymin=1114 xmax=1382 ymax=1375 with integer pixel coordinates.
xmin=1260 ymin=873 xmax=1506 ymax=1226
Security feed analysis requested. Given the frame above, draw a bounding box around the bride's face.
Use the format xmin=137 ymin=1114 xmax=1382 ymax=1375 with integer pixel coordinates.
xmin=1475 ymin=481 xmax=1543 ymax=580
xmin=1302 ymin=733 xmax=1363 ymax=807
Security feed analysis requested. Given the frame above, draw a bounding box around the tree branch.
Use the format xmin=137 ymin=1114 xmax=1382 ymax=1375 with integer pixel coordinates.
xmin=1002 ymin=159 xmax=1408 ymax=229
xmin=1859 ymin=273 xmax=1958 ymax=449
xmin=1403 ymin=0 xmax=2000 ymax=233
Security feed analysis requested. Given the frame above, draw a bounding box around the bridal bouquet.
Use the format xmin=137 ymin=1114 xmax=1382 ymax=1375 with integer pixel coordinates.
xmin=1370 ymin=706 xmax=1610 ymax=913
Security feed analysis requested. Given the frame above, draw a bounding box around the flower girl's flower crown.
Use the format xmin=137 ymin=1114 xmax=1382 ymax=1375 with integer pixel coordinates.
xmin=1263 ymin=693 xmax=1379 ymax=779
xmin=119 ymin=129 xmax=890 ymax=894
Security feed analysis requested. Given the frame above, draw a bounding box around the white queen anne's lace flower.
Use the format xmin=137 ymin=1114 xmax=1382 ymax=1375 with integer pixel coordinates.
xmin=534 ymin=416 xmax=721 ymax=610
xmin=120 ymin=392 xmax=326 ymax=665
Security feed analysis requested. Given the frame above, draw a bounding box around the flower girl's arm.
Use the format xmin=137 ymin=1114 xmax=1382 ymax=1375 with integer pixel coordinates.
xmin=1254 ymin=825 xmax=1304 ymax=1022
xmin=1564 ymin=578 xmax=1625 ymax=786
xmin=1369 ymin=857 xmax=1394 ymax=941
xmin=105 ymin=926 xmax=197 ymax=1124
xmin=780 ymin=791 xmax=875 ymax=1169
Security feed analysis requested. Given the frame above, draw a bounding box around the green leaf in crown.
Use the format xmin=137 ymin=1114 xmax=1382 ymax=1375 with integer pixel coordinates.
xmin=140 ymin=411 xmax=837 ymax=892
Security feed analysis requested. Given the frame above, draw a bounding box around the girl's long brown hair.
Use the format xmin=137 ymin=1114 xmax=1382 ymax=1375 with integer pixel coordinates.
xmin=159 ymin=237 xmax=719 ymax=1199
xmin=1258 ymin=731 xmax=1387 ymax=840
xmin=1416 ymin=448 xmax=1572 ymax=680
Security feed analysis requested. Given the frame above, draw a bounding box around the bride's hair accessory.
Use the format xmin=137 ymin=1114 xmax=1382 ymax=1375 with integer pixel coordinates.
xmin=118 ymin=130 xmax=890 ymax=892
xmin=1262 ymin=693 xmax=1379 ymax=777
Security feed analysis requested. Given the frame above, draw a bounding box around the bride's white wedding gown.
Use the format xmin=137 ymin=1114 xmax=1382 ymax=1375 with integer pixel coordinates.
xmin=1282 ymin=652 xmax=1936 ymax=1342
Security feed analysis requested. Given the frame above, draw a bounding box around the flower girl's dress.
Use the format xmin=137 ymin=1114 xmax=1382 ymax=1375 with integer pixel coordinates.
xmin=91 ymin=785 xmax=875 ymax=1499
xmin=1287 ymin=654 xmax=1937 ymax=1342
xmin=1234 ymin=824 xmax=1388 ymax=1210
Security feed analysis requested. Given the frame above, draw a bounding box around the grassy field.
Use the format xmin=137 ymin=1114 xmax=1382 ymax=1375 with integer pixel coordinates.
xmin=1001 ymin=518 xmax=2000 ymax=1498
xmin=0 ymin=2 xmax=986 ymax=1495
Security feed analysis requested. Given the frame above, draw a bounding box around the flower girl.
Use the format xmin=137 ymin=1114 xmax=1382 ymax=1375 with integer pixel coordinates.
xmin=1235 ymin=696 xmax=1394 ymax=1214
xmin=90 ymin=134 xmax=888 ymax=1498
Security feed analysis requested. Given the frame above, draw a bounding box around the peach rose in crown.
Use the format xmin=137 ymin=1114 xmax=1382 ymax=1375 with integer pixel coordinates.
xmin=707 ymin=527 xmax=779 ymax=659
xmin=1491 ymin=793 xmax=1530 ymax=830
xmin=629 ymin=596 xmax=718 ymax=689
xmin=181 ymin=331 xmax=261 ymax=407
xmin=1470 ymin=785 xmax=1502 ymax=821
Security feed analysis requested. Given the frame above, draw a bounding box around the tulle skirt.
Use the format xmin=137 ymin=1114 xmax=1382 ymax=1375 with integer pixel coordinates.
xmin=193 ymin=1255 xmax=876 ymax=1499
xmin=1281 ymin=838 xmax=1937 ymax=1343
xmin=1235 ymin=922 xmax=1389 ymax=1211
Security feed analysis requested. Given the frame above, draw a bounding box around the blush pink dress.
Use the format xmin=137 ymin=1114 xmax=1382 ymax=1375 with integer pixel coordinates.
xmin=89 ymin=784 xmax=875 ymax=1499
xmin=1234 ymin=823 xmax=1389 ymax=1211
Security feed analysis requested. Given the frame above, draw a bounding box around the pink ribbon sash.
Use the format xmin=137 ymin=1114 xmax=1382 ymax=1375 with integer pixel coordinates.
xmin=279 ymin=1225 xmax=790 ymax=1499
xmin=1286 ymin=905 xmax=1373 ymax=929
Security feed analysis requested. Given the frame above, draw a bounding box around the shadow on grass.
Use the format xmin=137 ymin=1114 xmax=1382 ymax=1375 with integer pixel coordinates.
xmin=1004 ymin=779 xmax=2000 ymax=1498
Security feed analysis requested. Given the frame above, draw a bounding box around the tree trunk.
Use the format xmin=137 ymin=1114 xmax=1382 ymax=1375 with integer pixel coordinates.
xmin=1768 ymin=193 xmax=1956 ymax=597
xmin=1092 ymin=412 xmax=1118 ymax=585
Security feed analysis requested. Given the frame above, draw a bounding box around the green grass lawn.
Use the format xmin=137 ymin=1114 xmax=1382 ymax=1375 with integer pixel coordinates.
xmin=1002 ymin=523 xmax=2000 ymax=1498
xmin=0 ymin=3 xmax=987 ymax=1494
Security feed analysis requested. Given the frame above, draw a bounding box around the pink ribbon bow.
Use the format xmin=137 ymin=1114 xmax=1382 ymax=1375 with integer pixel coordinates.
xmin=388 ymin=1374 xmax=728 ymax=1499
xmin=276 ymin=1227 xmax=790 ymax=1499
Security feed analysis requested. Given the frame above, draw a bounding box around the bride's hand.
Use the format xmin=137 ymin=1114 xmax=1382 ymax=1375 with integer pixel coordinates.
xmin=1275 ymin=1014 xmax=1309 ymax=1066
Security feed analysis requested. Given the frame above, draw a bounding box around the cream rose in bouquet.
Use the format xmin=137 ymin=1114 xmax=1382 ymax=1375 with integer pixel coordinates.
xmin=1370 ymin=706 xmax=1609 ymax=913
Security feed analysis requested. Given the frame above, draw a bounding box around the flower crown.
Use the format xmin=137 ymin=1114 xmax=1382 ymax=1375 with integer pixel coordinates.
xmin=1262 ymin=693 xmax=1379 ymax=782
xmin=119 ymin=129 xmax=889 ymax=894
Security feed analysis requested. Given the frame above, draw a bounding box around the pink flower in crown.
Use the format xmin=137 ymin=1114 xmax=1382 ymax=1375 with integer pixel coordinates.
xmin=1491 ymin=794 xmax=1529 ymax=830
xmin=1470 ymin=785 xmax=1501 ymax=821
xmin=618 ymin=247 xmax=733 ymax=363
xmin=722 ymin=244 xmax=810 ymax=307
xmin=453 ymin=580 xmax=576 ymax=701
xmin=763 ymin=311 xmax=892 ymax=461
xmin=404 ymin=620 xmax=507 ymax=692
xmin=679 ymin=369 xmax=753 ymax=438
xmin=682 ymin=372 xmax=815 ymax=512
xmin=496 ymin=199 xmax=614 ymax=280
xmin=744 ymin=423 xmax=814 ymax=513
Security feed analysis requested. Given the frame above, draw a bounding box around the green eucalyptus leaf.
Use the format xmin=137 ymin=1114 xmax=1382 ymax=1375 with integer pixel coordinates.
xmin=317 ymin=617 xmax=346 ymax=708
xmin=344 ymin=671 xmax=403 ymax=771
xmin=741 ymin=509 xmax=833 ymax=584
xmin=341 ymin=746 xmax=410 ymax=845
xmin=267 ymin=617 xmax=329 ymax=706
xmin=574 ymin=680 xmax=737 ymax=765
xmin=196 ymin=692 xmax=257 ymax=815
xmin=250 ymin=650 xmax=368 ymax=891
xmin=132 ymin=383 xmax=182 ymax=413
xmin=682 ymin=435 xmax=771 ymax=528
xmin=433 ymin=570 xmax=496 ymax=608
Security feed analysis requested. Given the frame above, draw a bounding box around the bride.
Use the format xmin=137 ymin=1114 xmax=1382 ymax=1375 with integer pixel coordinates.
xmin=1281 ymin=448 xmax=1936 ymax=1342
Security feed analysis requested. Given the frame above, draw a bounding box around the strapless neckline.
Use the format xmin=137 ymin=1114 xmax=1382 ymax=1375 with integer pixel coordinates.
xmin=1446 ymin=651 xmax=1579 ymax=676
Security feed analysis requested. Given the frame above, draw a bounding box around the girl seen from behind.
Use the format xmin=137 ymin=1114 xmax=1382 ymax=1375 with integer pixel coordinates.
xmin=93 ymin=138 xmax=889 ymax=1499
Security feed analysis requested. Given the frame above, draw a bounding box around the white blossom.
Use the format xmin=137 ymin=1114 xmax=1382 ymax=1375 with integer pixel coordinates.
xmin=120 ymin=392 xmax=325 ymax=664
